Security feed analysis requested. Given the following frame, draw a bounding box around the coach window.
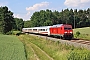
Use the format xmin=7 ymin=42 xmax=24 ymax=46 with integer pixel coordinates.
xmin=33 ymin=29 xmax=37 ymax=31
xmin=41 ymin=29 xmax=42 ymax=31
xmin=38 ymin=29 xmax=40 ymax=31
xmin=42 ymin=29 xmax=45 ymax=31
xmin=29 ymin=29 xmax=32 ymax=31
xmin=40 ymin=29 xmax=42 ymax=31
xmin=39 ymin=29 xmax=42 ymax=31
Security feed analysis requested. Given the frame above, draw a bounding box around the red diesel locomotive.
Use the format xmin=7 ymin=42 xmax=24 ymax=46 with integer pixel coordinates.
xmin=50 ymin=24 xmax=73 ymax=39
xmin=22 ymin=24 xmax=73 ymax=39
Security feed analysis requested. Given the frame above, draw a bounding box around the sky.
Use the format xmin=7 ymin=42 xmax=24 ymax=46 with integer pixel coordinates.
xmin=0 ymin=0 xmax=90 ymax=20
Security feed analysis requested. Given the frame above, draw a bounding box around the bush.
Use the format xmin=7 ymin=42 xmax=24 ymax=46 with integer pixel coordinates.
xmin=76 ymin=31 xmax=80 ymax=36
xmin=6 ymin=31 xmax=12 ymax=35
xmin=75 ymin=31 xmax=80 ymax=38
xmin=16 ymin=32 xmax=21 ymax=36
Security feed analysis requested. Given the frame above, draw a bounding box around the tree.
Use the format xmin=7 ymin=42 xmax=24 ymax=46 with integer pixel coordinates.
xmin=52 ymin=10 xmax=61 ymax=24
xmin=30 ymin=10 xmax=53 ymax=27
xmin=69 ymin=9 xmax=74 ymax=25
xmin=14 ymin=18 xmax=24 ymax=31
xmin=77 ymin=10 xmax=87 ymax=27
xmin=0 ymin=6 xmax=14 ymax=34
xmin=26 ymin=8 xmax=90 ymax=28
xmin=24 ymin=21 xmax=31 ymax=28
xmin=60 ymin=9 xmax=65 ymax=24
xmin=44 ymin=19 xmax=53 ymax=26
xmin=63 ymin=9 xmax=70 ymax=24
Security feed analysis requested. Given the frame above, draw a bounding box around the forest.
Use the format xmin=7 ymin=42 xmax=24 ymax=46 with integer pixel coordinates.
xmin=0 ymin=6 xmax=90 ymax=34
xmin=25 ymin=9 xmax=90 ymax=28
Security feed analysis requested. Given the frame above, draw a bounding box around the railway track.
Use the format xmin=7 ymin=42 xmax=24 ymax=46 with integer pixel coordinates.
xmin=70 ymin=39 xmax=90 ymax=45
xmin=67 ymin=39 xmax=90 ymax=49
xmin=28 ymin=34 xmax=90 ymax=50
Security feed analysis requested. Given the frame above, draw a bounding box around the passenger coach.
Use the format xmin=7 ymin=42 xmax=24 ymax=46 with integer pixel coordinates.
xmin=22 ymin=26 xmax=52 ymax=35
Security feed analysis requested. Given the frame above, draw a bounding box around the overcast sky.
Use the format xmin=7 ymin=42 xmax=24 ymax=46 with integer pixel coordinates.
xmin=0 ymin=0 xmax=90 ymax=20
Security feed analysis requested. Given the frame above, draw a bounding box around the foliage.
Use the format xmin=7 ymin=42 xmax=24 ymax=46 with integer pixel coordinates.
xmin=29 ymin=9 xmax=54 ymax=27
xmin=76 ymin=31 xmax=80 ymax=36
xmin=5 ymin=31 xmax=22 ymax=35
xmin=24 ymin=8 xmax=90 ymax=28
xmin=0 ymin=35 xmax=26 ymax=60
xmin=0 ymin=6 xmax=24 ymax=34
xmin=6 ymin=31 xmax=12 ymax=35
xmin=19 ymin=35 xmax=53 ymax=60
xmin=11 ymin=31 xmax=21 ymax=35
xmin=13 ymin=18 xmax=24 ymax=31
xmin=0 ymin=6 xmax=14 ymax=34
xmin=24 ymin=21 xmax=31 ymax=28
xmin=18 ymin=35 xmax=89 ymax=60
xmin=67 ymin=50 xmax=90 ymax=60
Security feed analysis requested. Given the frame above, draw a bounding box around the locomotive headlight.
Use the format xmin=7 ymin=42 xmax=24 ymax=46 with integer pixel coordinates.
xmin=64 ymin=32 xmax=67 ymax=33
xmin=70 ymin=32 xmax=72 ymax=33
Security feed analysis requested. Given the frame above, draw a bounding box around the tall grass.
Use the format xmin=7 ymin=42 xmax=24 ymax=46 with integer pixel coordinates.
xmin=67 ymin=50 xmax=90 ymax=60
xmin=0 ymin=35 xmax=26 ymax=60
xmin=19 ymin=35 xmax=53 ymax=60
xmin=19 ymin=35 xmax=90 ymax=60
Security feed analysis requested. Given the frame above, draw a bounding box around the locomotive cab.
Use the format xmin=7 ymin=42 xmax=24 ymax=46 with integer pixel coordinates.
xmin=50 ymin=24 xmax=73 ymax=39
xmin=63 ymin=25 xmax=73 ymax=39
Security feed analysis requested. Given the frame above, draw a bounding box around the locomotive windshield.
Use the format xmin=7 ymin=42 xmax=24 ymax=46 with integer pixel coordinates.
xmin=64 ymin=28 xmax=72 ymax=30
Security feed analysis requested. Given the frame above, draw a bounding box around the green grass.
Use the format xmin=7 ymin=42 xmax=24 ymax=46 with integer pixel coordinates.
xmin=0 ymin=35 xmax=26 ymax=60
xmin=19 ymin=35 xmax=53 ymax=60
xmin=73 ymin=27 xmax=90 ymax=40
xmin=19 ymin=35 xmax=90 ymax=60
xmin=67 ymin=50 xmax=90 ymax=60
xmin=12 ymin=31 xmax=21 ymax=35
xmin=73 ymin=27 xmax=90 ymax=35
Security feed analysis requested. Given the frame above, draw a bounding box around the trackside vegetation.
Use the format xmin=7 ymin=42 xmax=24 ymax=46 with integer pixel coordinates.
xmin=67 ymin=50 xmax=90 ymax=60
xmin=18 ymin=34 xmax=90 ymax=60
xmin=0 ymin=34 xmax=26 ymax=60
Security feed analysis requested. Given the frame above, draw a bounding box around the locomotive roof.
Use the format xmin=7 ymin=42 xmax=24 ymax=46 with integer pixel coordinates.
xmin=52 ymin=24 xmax=63 ymax=27
xmin=51 ymin=24 xmax=72 ymax=28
